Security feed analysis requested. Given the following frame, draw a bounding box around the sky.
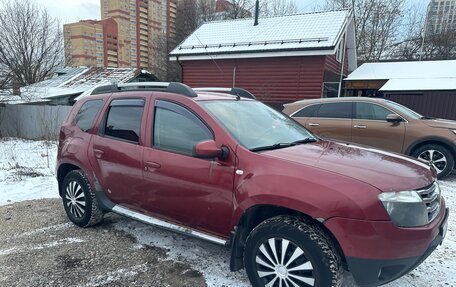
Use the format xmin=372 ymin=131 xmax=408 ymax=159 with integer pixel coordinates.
xmin=40 ymin=0 xmax=430 ymax=25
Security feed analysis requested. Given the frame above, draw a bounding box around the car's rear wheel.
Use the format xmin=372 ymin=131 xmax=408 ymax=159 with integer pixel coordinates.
xmin=244 ymin=216 xmax=342 ymax=287
xmin=412 ymin=144 xmax=454 ymax=179
xmin=62 ymin=170 xmax=103 ymax=227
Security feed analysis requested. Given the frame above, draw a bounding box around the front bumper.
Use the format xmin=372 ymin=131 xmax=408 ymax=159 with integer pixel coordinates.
xmin=346 ymin=208 xmax=448 ymax=286
xmin=324 ymin=201 xmax=448 ymax=286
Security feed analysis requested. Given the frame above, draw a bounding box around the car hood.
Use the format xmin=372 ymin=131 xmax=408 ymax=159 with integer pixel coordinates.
xmin=262 ymin=140 xmax=434 ymax=192
xmin=421 ymin=118 xmax=456 ymax=129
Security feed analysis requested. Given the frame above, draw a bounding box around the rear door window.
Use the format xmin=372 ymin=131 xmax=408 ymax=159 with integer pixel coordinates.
xmin=292 ymin=104 xmax=321 ymax=118
xmin=103 ymin=99 xmax=145 ymax=143
xmin=75 ymin=100 xmax=103 ymax=132
xmin=314 ymin=102 xmax=352 ymax=119
xmin=355 ymin=102 xmax=393 ymax=121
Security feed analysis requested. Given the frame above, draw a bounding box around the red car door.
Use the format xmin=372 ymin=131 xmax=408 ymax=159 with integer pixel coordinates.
xmin=141 ymin=98 xmax=235 ymax=237
xmin=88 ymin=97 xmax=147 ymax=208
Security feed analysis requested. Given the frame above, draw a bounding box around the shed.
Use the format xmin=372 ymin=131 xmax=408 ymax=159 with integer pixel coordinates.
xmin=344 ymin=60 xmax=456 ymax=120
xmin=169 ymin=9 xmax=357 ymax=109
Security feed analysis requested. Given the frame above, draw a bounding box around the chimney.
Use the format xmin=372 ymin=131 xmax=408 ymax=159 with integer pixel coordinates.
xmin=254 ymin=0 xmax=259 ymax=26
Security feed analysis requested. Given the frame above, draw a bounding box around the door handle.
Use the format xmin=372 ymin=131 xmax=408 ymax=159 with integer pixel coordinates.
xmin=93 ymin=149 xmax=104 ymax=159
xmin=308 ymin=123 xmax=320 ymax=127
xmin=144 ymin=161 xmax=161 ymax=171
xmin=354 ymin=125 xmax=367 ymax=129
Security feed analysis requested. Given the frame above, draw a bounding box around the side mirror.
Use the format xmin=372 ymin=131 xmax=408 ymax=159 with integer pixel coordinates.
xmin=386 ymin=114 xmax=402 ymax=123
xmin=193 ymin=140 xmax=229 ymax=160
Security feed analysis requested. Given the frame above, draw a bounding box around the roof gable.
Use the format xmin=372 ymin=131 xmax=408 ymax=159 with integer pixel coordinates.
xmin=170 ymin=9 xmax=351 ymax=57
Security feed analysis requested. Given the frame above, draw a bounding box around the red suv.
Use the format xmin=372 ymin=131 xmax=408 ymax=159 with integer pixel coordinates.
xmin=57 ymin=82 xmax=448 ymax=287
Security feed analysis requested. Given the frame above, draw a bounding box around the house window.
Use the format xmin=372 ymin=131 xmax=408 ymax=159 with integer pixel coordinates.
xmin=336 ymin=35 xmax=345 ymax=63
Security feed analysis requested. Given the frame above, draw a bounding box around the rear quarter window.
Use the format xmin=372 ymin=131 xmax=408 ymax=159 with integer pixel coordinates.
xmin=75 ymin=100 xmax=103 ymax=132
xmin=292 ymin=104 xmax=320 ymax=118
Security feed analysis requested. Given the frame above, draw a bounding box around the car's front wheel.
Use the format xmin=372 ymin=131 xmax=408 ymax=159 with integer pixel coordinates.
xmin=62 ymin=170 xmax=103 ymax=227
xmin=244 ymin=216 xmax=342 ymax=287
xmin=412 ymin=144 xmax=454 ymax=179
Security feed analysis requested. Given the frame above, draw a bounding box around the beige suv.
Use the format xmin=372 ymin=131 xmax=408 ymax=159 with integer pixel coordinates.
xmin=283 ymin=97 xmax=456 ymax=178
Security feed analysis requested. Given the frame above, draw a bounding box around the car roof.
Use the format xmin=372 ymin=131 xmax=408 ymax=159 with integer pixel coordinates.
xmin=193 ymin=92 xmax=253 ymax=101
xmin=285 ymin=97 xmax=390 ymax=107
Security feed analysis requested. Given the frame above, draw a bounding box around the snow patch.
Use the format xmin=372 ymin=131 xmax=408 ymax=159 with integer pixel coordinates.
xmin=79 ymin=263 xmax=149 ymax=287
xmin=0 ymin=238 xmax=85 ymax=256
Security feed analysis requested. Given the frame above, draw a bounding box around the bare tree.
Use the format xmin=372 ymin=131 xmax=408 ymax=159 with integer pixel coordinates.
xmin=219 ymin=0 xmax=253 ymax=19
xmin=0 ymin=0 xmax=63 ymax=89
xmin=260 ymin=0 xmax=298 ymax=17
xmin=198 ymin=0 xmax=218 ymax=22
xmin=389 ymin=2 xmax=456 ymax=61
xmin=326 ymin=0 xmax=404 ymax=62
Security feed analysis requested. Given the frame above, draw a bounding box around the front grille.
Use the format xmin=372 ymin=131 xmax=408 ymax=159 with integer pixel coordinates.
xmin=416 ymin=182 xmax=441 ymax=223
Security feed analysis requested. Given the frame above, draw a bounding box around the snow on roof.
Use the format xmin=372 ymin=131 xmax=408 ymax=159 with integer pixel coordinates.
xmin=345 ymin=60 xmax=456 ymax=81
xmin=170 ymin=9 xmax=351 ymax=57
xmin=0 ymin=67 xmax=151 ymax=104
xmin=61 ymin=67 xmax=141 ymax=89
xmin=379 ymin=78 xmax=456 ymax=91
xmin=346 ymin=60 xmax=456 ymax=91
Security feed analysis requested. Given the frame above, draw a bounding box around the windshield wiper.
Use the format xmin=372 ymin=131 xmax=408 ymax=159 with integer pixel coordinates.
xmin=250 ymin=138 xmax=317 ymax=152
xmin=291 ymin=138 xmax=317 ymax=144
xmin=421 ymin=116 xmax=434 ymax=120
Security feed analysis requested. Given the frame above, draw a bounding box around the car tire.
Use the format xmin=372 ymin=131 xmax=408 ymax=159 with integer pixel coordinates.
xmin=244 ymin=216 xmax=342 ymax=287
xmin=62 ymin=170 xmax=103 ymax=227
xmin=412 ymin=144 xmax=454 ymax=179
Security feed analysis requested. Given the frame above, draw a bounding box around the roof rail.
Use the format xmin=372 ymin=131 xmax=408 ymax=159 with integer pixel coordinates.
xmin=91 ymin=82 xmax=198 ymax=98
xmin=193 ymin=87 xmax=256 ymax=99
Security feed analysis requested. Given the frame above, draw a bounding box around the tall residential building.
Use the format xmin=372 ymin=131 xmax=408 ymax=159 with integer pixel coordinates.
xmin=101 ymin=0 xmax=178 ymax=68
xmin=65 ymin=0 xmax=178 ymax=69
xmin=64 ymin=18 xmax=119 ymax=67
xmin=427 ymin=0 xmax=456 ymax=33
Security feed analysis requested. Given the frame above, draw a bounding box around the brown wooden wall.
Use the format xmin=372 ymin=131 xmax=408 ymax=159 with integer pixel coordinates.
xmin=384 ymin=91 xmax=456 ymax=120
xmin=324 ymin=53 xmax=348 ymax=79
xmin=181 ymin=56 xmax=327 ymax=108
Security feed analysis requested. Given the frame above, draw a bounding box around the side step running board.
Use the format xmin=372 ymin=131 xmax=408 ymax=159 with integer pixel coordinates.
xmin=112 ymin=205 xmax=228 ymax=246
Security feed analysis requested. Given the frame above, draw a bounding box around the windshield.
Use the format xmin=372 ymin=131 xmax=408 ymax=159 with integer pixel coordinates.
xmin=201 ymin=100 xmax=316 ymax=150
xmin=386 ymin=101 xmax=422 ymax=120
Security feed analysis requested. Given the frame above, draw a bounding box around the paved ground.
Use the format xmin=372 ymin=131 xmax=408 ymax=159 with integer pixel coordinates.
xmin=0 ymin=199 xmax=206 ymax=287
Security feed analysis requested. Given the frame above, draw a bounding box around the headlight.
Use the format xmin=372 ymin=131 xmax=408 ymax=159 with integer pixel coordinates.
xmin=378 ymin=191 xmax=427 ymax=227
xmin=451 ymin=129 xmax=456 ymax=135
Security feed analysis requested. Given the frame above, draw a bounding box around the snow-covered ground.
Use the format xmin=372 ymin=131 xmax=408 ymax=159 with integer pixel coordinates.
xmin=0 ymin=138 xmax=59 ymax=205
xmin=0 ymin=138 xmax=455 ymax=286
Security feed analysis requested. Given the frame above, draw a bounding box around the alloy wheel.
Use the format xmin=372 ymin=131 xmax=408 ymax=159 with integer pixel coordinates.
xmin=65 ymin=181 xmax=86 ymax=218
xmin=418 ymin=149 xmax=447 ymax=174
xmin=255 ymin=238 xmax=315 ymax=287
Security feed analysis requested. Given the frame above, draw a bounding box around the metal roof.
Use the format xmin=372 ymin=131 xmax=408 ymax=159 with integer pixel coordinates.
xmin=170 ymin=9 xmax=351 ymax=57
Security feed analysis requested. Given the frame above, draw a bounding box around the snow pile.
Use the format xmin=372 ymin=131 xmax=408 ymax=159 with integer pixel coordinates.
xmin=0 ymin=138 xmax=59 ymax=205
